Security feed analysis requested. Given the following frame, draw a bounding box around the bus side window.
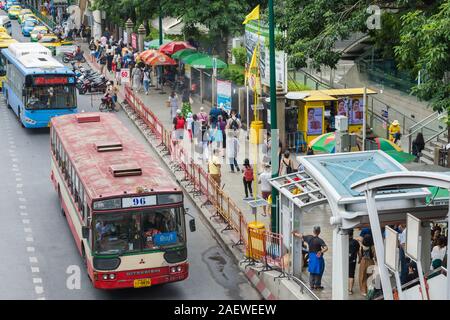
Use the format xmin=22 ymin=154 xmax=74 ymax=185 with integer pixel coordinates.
xmin=50 ymin=128 xmax=55 ymax=153
xmin=69 ymin=165 xmax=75 ymax=194
xmin=67 ymin=161 xmax=73 ymax=192
xmin=57 ymin=139 xmax=62 ymax=167
xmin=78 ymin=184 xmax=84 ymax=211
xmin=55 ymin=136 xmax=60 ymax=163
xmin=70 ymin=165 xmax=75 ymax=194
xmin=74 ymin=174 xmax=80 ymax=203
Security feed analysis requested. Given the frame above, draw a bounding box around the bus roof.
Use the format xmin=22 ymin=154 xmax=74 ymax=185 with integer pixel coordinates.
xmin=2 ymin=45 xmax=72 ymax=76
xmin=51 ymin=113 xmax=181 ymax=200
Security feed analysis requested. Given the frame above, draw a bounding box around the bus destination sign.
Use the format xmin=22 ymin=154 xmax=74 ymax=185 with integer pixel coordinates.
xmin=33 ymin=76 xmax=72 ymax=85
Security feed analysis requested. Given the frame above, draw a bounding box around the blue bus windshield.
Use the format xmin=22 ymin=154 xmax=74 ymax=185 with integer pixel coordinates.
xmin=26 ymin=85 xmax=76 ymax=110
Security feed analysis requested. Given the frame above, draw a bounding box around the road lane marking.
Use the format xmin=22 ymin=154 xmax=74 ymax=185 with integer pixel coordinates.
xmin=16 ymin=184 xmax=23 ymax=188
xmin=19 ymin=205 xmax=26 ymax=209
xmin=31 ymin=267 xmax=39 ymax=273
xmin=34 ymin=287 xmax=44 ymax=295
xmin=16 ymin=178 xmax=22 ymax=182
xmin=22 ymin=219 xmax=30 ymax=224
xmin=29 ymin=257 xmax=38 ymax=263
xmin=24 ymin=228 xmax=32 ymax=233
xmin=33 ymin=278 xmax=42 ymax=284
xmin=16 ymin=190 xmax=23 ymax=195
xmin=20 ymin=212 xmax=28 ymax=216
xmin=26 ymin=236 xmax=34 ymax=242
xmin=19 ymin=197 xmax=26 ymax=202
xmin=27 ymin=247 xmax=35 ymax=252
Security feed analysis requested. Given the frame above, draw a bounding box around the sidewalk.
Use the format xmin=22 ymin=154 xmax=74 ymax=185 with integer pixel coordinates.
xmin=79 ymin=42 xmax=367 ymax=300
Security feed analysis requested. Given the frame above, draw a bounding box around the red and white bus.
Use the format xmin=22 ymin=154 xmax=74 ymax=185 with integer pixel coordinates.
xmin=50 ymin=112 xmax=195 ymax=289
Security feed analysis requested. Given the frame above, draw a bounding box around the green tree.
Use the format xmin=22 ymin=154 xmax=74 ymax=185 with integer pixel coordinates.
xmin=394 ymin=1 xmax=450 ymax=113
xmin=162 ymin=0 xmax=267 ymax=60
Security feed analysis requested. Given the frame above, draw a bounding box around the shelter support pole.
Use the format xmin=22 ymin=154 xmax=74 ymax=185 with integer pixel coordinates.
xmin=419 ymin=223 xmax=431 ymax=273
xmin=362 ymin=87 xmax=367 ymax=151
xmin=292 ymin=207 xmax=303 ymax=278
xmin=364 ymin=189 xmax=394 ymax=300
xmin=416 ymin=236 xmax=428 ymax=300
xmin=331 ymin=226 xmax=348 ymax=300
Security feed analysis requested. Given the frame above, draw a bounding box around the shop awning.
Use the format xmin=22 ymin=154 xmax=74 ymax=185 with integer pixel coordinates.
xmin=181 ymin=52 xmax=208 ymax=64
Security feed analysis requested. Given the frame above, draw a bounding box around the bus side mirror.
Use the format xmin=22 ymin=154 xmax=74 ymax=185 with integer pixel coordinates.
xmin=82 ymin=226 xmax=89 ymax=239
xmin=22 ymin=89 xmax=26 ymax=97
xmin=189 ymin=219 xmax=196 ymax=233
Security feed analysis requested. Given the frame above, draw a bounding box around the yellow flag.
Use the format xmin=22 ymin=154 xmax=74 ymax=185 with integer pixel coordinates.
xmin=243 ymin=5 xmax=260 ymax=24
xmin=249 ymin=45 xmax=258 ymax=73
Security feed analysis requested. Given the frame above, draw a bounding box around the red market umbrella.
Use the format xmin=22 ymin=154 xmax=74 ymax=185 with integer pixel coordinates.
xmin=138 ymin=49 xmax=158 ymax=61
xmin=159 ymin=41 xmax=195 ymax=55
xmin=145 ymin=52 xmax=177 ymax=66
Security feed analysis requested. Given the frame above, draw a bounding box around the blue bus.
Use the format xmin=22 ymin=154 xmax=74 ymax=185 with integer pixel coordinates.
xmin=2 ymin=43 xmax=77 ymax=128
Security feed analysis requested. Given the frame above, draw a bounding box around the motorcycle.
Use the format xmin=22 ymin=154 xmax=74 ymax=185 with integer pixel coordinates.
xmin=78 ymin=78 xmax=108 ymax=95
xmin=63 ymin=51 xmax=86 ymax=64
xmin=99 ymin=95 xmax=118 ymax=112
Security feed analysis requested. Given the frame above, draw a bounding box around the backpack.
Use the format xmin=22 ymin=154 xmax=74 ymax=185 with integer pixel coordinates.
xmin=230 ymin=118 xmax=239 ymax=130
xmin=283 ymin=159 xmax=293 ymax=174
xmin=244 ymin=166 xmax=254 ymax=182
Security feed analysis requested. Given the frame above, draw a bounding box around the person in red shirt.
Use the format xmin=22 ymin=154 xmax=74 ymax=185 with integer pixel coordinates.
xmin=173 ymin=109 xmax=186 ymax=142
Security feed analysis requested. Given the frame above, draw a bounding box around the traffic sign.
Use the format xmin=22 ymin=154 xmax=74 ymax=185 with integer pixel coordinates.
xmin=121 ymin=68 xmax=130 ymax=84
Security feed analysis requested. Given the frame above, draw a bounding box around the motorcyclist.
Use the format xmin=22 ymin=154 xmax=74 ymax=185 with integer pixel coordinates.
xmin=101 ymin=82 xmax=114 ymax=111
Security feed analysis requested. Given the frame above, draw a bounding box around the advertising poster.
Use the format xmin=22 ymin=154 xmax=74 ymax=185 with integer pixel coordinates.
xmin=244 ymin=21 xmax=287 ymax=92
xmin=349 ymin=97 xmax=364 ymax=125
xmin=217 ymin=80 xmax=232 ymax=111
xmin=307 ymin=108 xmax=323 ymax=136
xmin=336 ymin=98 xmax=349 ymax=117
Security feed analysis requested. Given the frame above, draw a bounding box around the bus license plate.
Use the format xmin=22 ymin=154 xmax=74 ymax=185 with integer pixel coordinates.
xmin=134 ymin=278 xmax=151 ymax=288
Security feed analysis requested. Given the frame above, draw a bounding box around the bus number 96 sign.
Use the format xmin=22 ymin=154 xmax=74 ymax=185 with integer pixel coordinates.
xmin=121 ymin=68 xmax=130 ymax=84
xmin=122 ymin=195 xmax=156 ymax=208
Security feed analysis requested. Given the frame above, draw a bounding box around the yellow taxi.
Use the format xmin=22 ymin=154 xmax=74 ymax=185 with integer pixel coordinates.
xmin=38 ymin=33 xmax=61 ymax=55
xmin=0 ymin=36 xmax=18 ymax=89
xmin=8 ymin=5 xmax=22 ymax=19
xmin=18 ymin=8 xmax=32 ymax=24
xmin=30 ymin=25 xmax=48 ymax=42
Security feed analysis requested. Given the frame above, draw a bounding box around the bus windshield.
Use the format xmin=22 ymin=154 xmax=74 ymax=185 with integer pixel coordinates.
xmin=94 ymin=207 xmax=185 ymax=256
xmin=25 ymin=86 xmax=76 ymax=110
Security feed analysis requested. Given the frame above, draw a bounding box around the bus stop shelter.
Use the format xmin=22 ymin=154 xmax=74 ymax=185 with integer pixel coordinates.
xmin=270 ymin=150 xmax=449 ymax=299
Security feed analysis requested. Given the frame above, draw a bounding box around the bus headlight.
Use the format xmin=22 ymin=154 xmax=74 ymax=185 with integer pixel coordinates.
xmin=177 ymin=266 xmax=182 ymax=272
xmin=23 ymin=117 xmax=36 ymax=125
xmin=109 ymin=274 xmax=116 ymax=280
xmin=102 ymin=274 xmax=108 ymax=280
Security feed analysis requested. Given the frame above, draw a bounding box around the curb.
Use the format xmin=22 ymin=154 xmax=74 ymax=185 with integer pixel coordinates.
xmin=245 ymin=268 xmax=277 ymax=300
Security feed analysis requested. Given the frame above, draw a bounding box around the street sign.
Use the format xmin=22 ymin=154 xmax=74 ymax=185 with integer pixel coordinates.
xmin=250 ymin=104 xmax=264 ymax=110
xmin=121 ymin=68 xmax=130 ymax=84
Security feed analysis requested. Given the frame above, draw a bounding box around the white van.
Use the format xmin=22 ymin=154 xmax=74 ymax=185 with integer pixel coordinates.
xmin=0 ymin=16 xmax=12 ymax=35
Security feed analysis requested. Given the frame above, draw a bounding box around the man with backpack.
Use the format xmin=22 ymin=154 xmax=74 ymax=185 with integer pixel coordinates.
xmin=226 ymin=109 xmax=241 ymax=138
xmin=173 ymin=110 xmax=185 ymax=142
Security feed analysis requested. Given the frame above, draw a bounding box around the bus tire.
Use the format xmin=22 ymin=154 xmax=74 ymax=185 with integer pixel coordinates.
xmin=5 ymin=91 xmax=11 ymax=109
xmin=18 ymin=109 xmax=24 ymax=128
xmin=81 ymin=245 xmax=92 ymax=282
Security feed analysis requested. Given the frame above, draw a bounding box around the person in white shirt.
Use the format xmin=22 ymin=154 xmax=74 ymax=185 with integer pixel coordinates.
xmin=258 ymin=164 xmax=272 ymax=216
xmin=431 ymin=236 xmax=447 ymax=270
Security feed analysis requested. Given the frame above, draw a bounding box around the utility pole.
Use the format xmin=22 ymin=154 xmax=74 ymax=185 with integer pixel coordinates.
xmin=158 ymin=1 xmax=163 ymax=46
xmin=268 ymin=0 xmax=279 ymax=233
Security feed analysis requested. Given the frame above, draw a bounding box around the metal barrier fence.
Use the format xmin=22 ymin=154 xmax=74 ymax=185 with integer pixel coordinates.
xmin=123 ymin=84 xmax=284 ymax=272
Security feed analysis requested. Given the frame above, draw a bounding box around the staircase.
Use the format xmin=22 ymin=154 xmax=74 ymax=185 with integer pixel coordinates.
xmin=402 ymin=112 xmax=448 ymax=165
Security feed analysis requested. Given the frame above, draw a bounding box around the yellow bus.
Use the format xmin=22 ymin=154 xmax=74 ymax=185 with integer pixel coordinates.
xmin=0 ymin=35 xmax=18 ymax=89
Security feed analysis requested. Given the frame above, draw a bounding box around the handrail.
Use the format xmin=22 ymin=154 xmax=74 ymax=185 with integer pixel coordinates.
xmin=290 ymin=275 xmax=320 ymax=300
xmin=405 ymin=113 xmax=443 ymax=139
xmin=409 ymin=111 xmax=441 ymax=132
xmin=425 ymin=127 xmax=448 ymax=145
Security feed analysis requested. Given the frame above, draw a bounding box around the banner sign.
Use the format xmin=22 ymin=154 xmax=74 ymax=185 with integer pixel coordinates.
xmin=217 ymin=80 xmax=232 ymax=111
xmin=123 ymin=31 xmax=128 ymax=45
xmin=120 ymin=68 xmax=130 ymax=84
xmin=131 ymin=33 xmax=137 ymax=50
xmin=244 ymin=21 xmax=287 ymax=92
